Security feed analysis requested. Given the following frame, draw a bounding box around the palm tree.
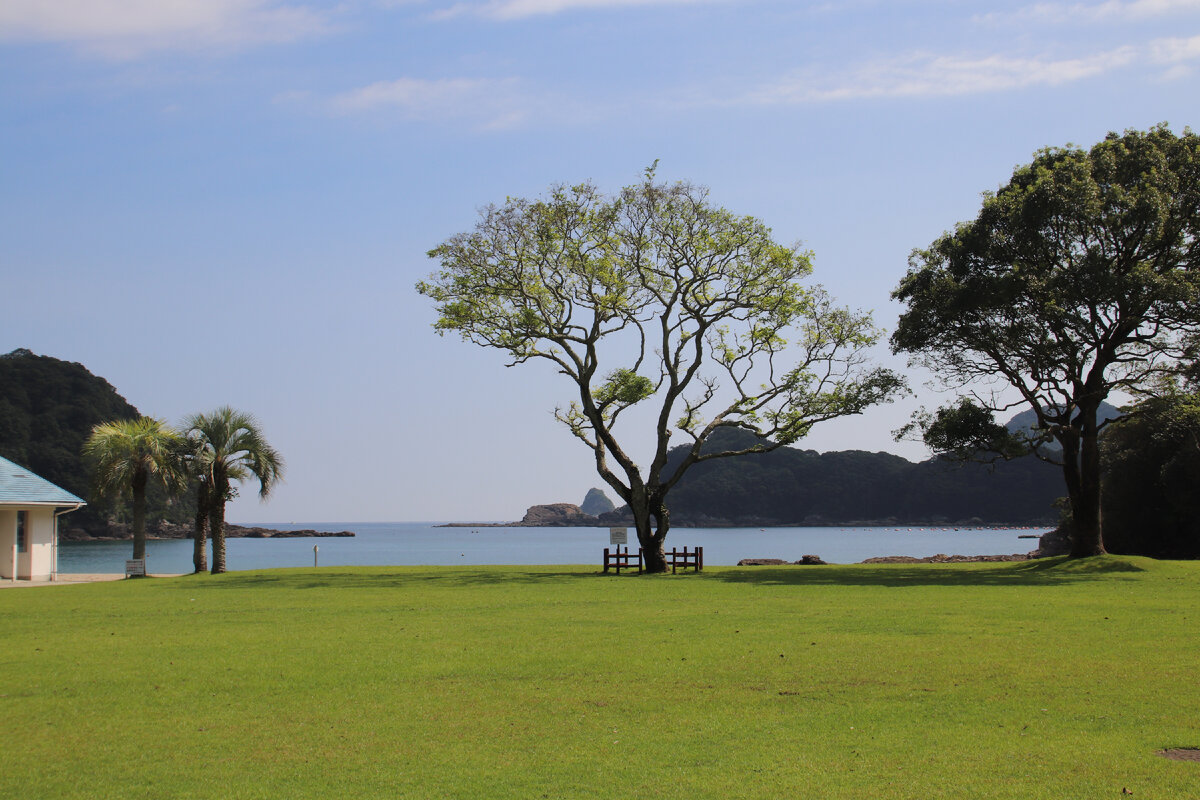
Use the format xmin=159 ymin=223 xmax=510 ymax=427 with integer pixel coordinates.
xmin=185 ymin=407 xmax=284 ymax=574
xmin=82 ymin=417 xmax=188 ymax=566
xmin=184 ymin=444 xmax=213 ymax=574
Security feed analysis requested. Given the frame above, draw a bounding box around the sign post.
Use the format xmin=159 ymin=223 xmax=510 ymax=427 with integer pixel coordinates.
xmin=607 ymin=527 xmax=630 ymax=573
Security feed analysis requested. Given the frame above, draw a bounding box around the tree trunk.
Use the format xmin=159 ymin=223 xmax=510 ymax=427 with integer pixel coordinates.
xmin=192 ymin=481 xmax=209 ymax=574
xmin=131 ymin=468 xmax=148 ymax=566
xmin=209 ymin=489 xmax=227 ymax=575
xmin=630 ymin=494 xmax=669 ymax=573
xmin=1070 ymin=407 xmax=1106 ymax=557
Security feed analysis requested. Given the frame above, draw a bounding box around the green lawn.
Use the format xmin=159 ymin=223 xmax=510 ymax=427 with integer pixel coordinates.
xmin=2 ymin=557 xmax=1198 ymax=798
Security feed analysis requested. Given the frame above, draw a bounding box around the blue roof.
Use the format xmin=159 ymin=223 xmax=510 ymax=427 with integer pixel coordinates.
xmin=0 ymin=455 xmax=86 ymax=506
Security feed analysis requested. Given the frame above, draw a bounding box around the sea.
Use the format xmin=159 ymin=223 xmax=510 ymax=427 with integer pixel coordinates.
xmin=56 ymin=522 xmax=1047 ymax=574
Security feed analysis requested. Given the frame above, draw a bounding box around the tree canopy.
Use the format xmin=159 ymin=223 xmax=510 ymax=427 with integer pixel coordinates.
xmin=892 ymin=125 xmax=1200 ymax=556
xmin=421 ymin=166 xmax=903 ymax=570
xmin=82 ymin=417 xmax=188 ymax=562
xmin=185 ymin=407 xmax=284 ymax=574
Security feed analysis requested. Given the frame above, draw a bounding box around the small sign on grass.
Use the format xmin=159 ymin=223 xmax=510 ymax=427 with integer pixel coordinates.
xmin=609 ymin=527 xmax=628 ymax=546
xmin=125 ymin=559 xmax=146 ymax=578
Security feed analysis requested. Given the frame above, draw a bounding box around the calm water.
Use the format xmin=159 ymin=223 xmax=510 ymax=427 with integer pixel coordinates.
xmin=56 ymin=522 xmax=1046 ymax=574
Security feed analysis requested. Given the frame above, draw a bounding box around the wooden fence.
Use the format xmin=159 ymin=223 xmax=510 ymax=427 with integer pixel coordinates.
xmin=603 ymin=546 xmax=703 ymax=574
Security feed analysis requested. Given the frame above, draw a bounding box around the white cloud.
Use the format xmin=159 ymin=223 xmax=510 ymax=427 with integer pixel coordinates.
xmin=434 ymin=0 xmax=718 ymax=21
xmin=977 ymin=0 xmax=1200 ymax=25
xmin=746 ymin=48 xmax=1136 ymax=103
xmin=328 ymin=76 xmax=530 ymax=127
xmin=1147 ymin=33 xmax=1200 ymax=77
xmin=0 ymin=0 xmax=328 ymax=57
xmin=316 ymin=71 xmax=619 ymax=128
xmin=1150 ymin=33 xmax=1200 ymax=61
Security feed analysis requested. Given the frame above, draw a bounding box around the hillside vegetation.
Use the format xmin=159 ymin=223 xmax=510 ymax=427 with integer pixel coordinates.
xmin=651 ymin=428 xmax=1061 ymax=526
xmin=0 ymin=348 xmax=193 ymax=532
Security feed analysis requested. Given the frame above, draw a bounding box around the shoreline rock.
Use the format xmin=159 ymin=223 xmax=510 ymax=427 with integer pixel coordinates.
xmin=736 ymin=555 xmax=829 ymax=566
xmin=440 ymin=503 xmax=605 ymax=528
xmin=517 ymin=503 xmax=599 ymax=527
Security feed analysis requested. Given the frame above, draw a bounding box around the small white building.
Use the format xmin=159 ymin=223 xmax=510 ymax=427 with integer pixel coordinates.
xmin=0 ymin=455 xmax=85 ymax=581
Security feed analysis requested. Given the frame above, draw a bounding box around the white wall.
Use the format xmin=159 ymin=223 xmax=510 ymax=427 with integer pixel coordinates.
xmin=0 ymin=507 xmax=58 ymax=580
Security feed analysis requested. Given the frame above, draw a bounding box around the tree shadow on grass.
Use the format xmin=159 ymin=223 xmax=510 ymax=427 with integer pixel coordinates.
xmin=180 ymin=556 xmax=1151 ymax=591
xmin=704 ymin=556 xmax=1149 ymax=588
xmin=192 ymin=566 xmax=612 ymax=591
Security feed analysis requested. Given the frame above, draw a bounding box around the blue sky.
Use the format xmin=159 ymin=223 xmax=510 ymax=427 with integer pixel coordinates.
xmin=2 ymin=0 xmax=1198 ymax=523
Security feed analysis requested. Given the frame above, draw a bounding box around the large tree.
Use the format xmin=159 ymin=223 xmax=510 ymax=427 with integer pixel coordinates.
xmin=82 ymin=417 xmax=188 ymax=565
xmin=185 ymin=407 xmax=284 ymax=574
xmin=892 ymin=125 xmax=1200 ymax=557
xmin=420 ymin=167 xmax=903 ymax=572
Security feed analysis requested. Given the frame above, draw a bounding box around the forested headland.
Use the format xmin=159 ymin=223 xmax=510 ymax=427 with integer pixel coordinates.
xmin=578 ymin=427 xmax=1063 ymax=528
xmin=0 ymin=348 xmax=194 ymax=535
xmin=1 ymin=349 xmax=336 ymax=543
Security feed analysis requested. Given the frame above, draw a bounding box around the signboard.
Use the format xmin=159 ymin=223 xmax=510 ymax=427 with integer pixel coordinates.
xmin=609 ymin=527 xmax=628 ymax=546
xmin=125 ymin=559 xmax=146 ymax=577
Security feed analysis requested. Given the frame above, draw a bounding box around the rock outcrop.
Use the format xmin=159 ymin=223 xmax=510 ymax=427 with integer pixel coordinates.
xmin=1028 ymin=526 xmax=1071 ymax=558
xmin=580 ymin=488 xmax=615 ymax=517
xmin=737 ymin=555 xmax=828 ymax=566
xmin=518 ymin=503 xmax=600 ymax=527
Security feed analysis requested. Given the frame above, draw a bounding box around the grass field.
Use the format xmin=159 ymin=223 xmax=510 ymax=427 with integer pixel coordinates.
xmin=1 ymin=556 xmax=1198 ymax=799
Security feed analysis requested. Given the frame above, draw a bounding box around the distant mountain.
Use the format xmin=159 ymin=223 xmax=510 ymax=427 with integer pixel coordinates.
xmin=674 ymin=429 xmax=1058 ymax=525
xmin=1005 ymin=402 xmax=1123 ymax=447
xmin=580 ymin=488 xmax=615 ymax=516
xmin=594 ymin=426 xmax=1063 ymax=527
xmin=0 ymin=348 xmax=194 ymax=533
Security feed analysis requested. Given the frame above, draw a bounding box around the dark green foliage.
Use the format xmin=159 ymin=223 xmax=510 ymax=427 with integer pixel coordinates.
xmin=892 ymin=125 xmax=1200 ymax=556
xmin=1102 ymin=392 xmax=1200 ymax=558
xmin=0 ymin=349 xmax=194 ymax=532
xmin=1004 ymin=403 xmax=1123 ymax=448
xmin=900 ymin=399 xmax=1033 ymax=462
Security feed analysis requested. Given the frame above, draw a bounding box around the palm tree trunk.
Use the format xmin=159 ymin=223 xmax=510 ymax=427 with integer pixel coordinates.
xmin=131 ymin=468 xmax=148 ymax=566
xmin=209 ymin=483 xmax=227 ymax=575
xmin=192 ymin=481 xmax=209 ymax=573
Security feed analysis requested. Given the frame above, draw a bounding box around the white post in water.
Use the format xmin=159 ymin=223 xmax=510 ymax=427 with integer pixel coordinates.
xmin=313 ymin=545 xmax=319 ymax=568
